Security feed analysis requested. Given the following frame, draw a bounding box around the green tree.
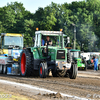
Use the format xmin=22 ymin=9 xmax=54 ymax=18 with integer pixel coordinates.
xmin=24 ymin=19 xmax=35 ymax=46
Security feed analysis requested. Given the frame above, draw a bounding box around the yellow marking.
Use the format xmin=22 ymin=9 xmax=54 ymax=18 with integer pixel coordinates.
xmin=3 ymin=49 xmax=8 ymax=54
xmin=13 ymin=58 xmax=19 ymax=62
xmin=5 ymin=33 xmax=23 ymax=37
xmin=0 ymin=49 xmax=8 ymax=55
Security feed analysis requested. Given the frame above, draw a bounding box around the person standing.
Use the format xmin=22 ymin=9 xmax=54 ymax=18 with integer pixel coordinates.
xmin=94 ymin=56 xmax=98 ymax=71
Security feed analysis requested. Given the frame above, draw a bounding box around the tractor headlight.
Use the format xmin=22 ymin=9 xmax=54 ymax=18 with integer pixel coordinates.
xmin=82 ymin=64 xmax=84 ymax=67
xmin=56 ymin=61 xmax=58 ymax=63
xmin=56 ymin=61 xmax=58 ymax=66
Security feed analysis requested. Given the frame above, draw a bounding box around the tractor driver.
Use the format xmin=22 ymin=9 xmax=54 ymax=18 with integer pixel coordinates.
xmin=45 ymin=36 xmax=52 ymax=46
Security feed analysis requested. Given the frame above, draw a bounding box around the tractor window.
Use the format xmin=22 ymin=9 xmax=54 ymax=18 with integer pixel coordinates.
xmin=71 ymin=52 xmax=79 ymax=58
xmin=4 ymin=36 xmax=23 ymax=49
xmin=41 ymin=35 xmax=61 ymax=47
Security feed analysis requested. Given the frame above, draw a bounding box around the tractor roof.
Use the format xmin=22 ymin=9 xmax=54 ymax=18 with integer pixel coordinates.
xmin=35 ymin=31 xmax=67 ymax=37
xmin=1 ymin=33 xmax=23 ymax=37
xmin=35 ymin=31 xmax=64 ymax=36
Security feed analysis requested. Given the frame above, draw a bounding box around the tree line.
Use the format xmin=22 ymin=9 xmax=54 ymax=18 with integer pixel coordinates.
xmin=0 ymin=0 xmax=100 ymax=51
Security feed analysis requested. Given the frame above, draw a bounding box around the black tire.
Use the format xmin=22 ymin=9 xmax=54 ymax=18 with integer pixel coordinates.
xmin=69 ymin=64 xmax=77 ymax=79
xmin=20 ymin=49 xmax=33 ymax=77
xmin=52 ymin=65 xmax=58 ymax=77
xmin=98 ymin=64 xmax=100 ymax=70
xmin=52 ymin=70 xmax=58 ymax=77
xmin=84 ymin=61 xmax=87 ymax=71
xmin=67 ymin=51 xmax=71 ymax=63
xmin=39 ymin=62 xmax=48 ymax=78
xmin=0 ymin=65 xmax=3 ymax=74
xmin=3 ymin=65 xmax=7 ymax=74
xmin=57 ymin=70 xmax=66 ymax=77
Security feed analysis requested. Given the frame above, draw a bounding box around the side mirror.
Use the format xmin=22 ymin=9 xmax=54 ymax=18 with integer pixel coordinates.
xmin=67 ymin=37 xmax=70 ymax=43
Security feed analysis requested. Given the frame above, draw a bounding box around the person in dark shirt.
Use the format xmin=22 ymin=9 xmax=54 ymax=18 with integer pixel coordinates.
xmin=45 ymin=36 xmax=52 ymax=46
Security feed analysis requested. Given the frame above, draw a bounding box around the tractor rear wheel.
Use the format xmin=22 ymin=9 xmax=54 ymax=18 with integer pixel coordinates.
xmin=52 ymin=69 xmax=57 ymax=77
xmin=98 ymin=64 xmax=100 ymax=70
xmin=69 ymin=64 xmax=77 ymax=79
xmin=20 ymin=49 xmax=33 ymax=77
xmin=0 ymin=65 xmax=3 ymax=74
xmin=3 ymin=65 xmax=7 ymax=74
xmin=39 ymin=62 xmax=48 ymax=78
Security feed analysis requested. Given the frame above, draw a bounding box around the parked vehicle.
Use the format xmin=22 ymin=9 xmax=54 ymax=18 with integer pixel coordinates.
xmin=70 ymin=49 xmax=87 ymax=70
xmin=81 ymin=52 xmax=100 ymax=70
xmin=0 ymin=33 xmax=23 ymax=75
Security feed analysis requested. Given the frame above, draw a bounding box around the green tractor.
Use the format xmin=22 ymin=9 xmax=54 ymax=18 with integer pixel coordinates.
xmin=20 ymin=29 xmax=77 ymax=79
xmin=70 ymin=49 xmax=87 ymax=70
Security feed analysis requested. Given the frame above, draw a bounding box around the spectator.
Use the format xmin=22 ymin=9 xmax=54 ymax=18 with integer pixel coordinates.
xmin=93 ymin=56 xmax=98 ymax=71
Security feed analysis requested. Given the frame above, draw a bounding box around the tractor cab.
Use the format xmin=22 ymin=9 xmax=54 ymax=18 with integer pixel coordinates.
xmin=0 ymin=33 xmax=23 ymax=50
xmin=0 ymin=33 xmax=23 ymax=59
xmin=70 ymin=49 xmax=86 ymax=70
xmin=70 ymin=49 xmax=80 ymax=60
xmin=34 ymin=30 xmax=67 ymax=59
xmin=34 ymin=31 xmax=64 ymax=48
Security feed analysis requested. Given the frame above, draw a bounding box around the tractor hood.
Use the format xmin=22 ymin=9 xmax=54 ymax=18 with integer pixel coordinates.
xmin=48 ymin=47 xmax=67 ymax=61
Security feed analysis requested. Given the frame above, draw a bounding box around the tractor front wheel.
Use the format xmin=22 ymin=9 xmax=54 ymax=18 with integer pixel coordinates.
xmin=69 ymin=64 xmax=77 ymax=79
xmin=57 ymin=70 xmax=66 ymax=77
xmin=39 ymin=62 xmax=48 ymax=78
xmin=20 ymin=49 xmax=33 ymax=76
xmin=52 ymin=70 xmax=57 ymax=77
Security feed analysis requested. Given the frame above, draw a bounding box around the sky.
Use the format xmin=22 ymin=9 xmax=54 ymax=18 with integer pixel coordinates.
xmin=0 ymin=0 xmax=83 ymax=13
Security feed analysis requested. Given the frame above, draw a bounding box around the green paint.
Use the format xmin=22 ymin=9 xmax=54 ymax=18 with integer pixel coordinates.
xmin=70 ymin=49 xmax=85 ymax=68
xmin=74 ymin=58 xmax=85 ymax=68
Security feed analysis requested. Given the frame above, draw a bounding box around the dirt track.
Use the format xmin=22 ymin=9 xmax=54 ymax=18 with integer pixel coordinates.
xmin=0 ymin=70 xmax=100 ymax=100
